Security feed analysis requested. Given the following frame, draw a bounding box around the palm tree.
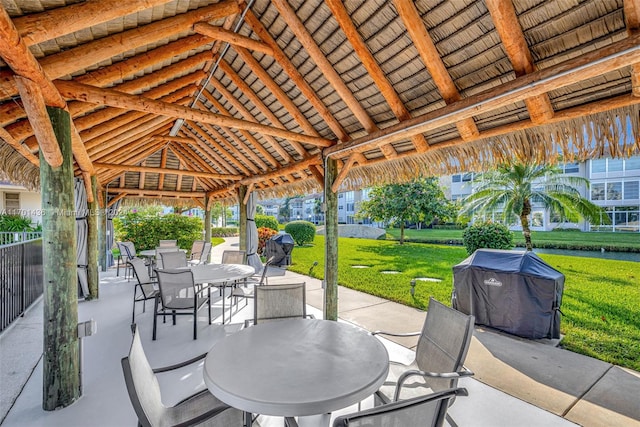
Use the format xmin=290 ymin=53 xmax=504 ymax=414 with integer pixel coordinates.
xmin=461 ymin=162 xmax=607 ymax=251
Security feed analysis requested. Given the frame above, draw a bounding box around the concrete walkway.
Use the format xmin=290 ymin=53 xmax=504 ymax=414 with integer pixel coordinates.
xmin=1 ymin=237 xmax=638 ymax=426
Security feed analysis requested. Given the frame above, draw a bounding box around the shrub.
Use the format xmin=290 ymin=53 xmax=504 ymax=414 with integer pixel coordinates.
xmin=462 ymin=221 xmax=514 ymax=255
xmin=0 ymin=214 xmax=34 ymax=232
xmin=284 ymin=220 xmax=316 ymax=246
xmin=257 ymin=227 xmax=278 ymax=255
xmin=211 ymin=227 xmax=238 ymax=237
xmin=255 ymin=214 xmax=279 ymax=231
xmin=114 ymin=213 xmax=203 ymax=250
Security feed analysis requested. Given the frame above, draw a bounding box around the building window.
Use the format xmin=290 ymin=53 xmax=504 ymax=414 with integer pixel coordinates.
xmin=562 ymin=162 xmax=579 ymax=173
xmin=452 ymin=174 xmax=461 ymax=183
xmin=608 ymin=159 xmax=623 ymax=172
xmin=462 ymin=173 xmax=473 ymax=182
xmin=4 ymin=193 xmax=20 ymax=214
xmin=591 ymin=183 xmax=605 ymax=200
xmin=591 ymin=159 xmax=606 ymax=173
xmin=607 ymin=182 xmax=622 ymax=200
xmin=626 ymin=157 xmax=640 ymax=171
xmin=624 ymin=181 xmax=639 ymax=200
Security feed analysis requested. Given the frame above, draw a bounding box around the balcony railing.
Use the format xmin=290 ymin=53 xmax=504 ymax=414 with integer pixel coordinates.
xmin=0 ymin=231 xmax=43 ymax=246
xmin=0 ymin=238 xmax=43 ymax=333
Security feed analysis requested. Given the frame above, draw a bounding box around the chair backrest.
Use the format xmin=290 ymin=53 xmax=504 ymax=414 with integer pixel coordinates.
xmin=159 ymin=239 xmax=177 ymax=247
xmin=155 ymin=269 xmax=196 ymax=310
xmin=118 ymin=241 xmax=136 ymax=260
xmin=160 ymin=251 xmax=187 ymax=269
xmin=154 ymin=247 xmax=179 ymax=269
xmin=253 ymin=282 xmax=306 ymax=324
xmin=416 ymin=298 xmax=475 ymax=392
xmin=121 ymin=326 xmax=167 ymax=427
xmin=221 ymin=250 xmax=246 ymax=265
xmin=332 ymin=388 xmax=467 ymax=427
xmin=255 ymin=256 xmax=275 ymax=286
xmin=129 ymin=258 xmax=155 ymax=294
xmin=199 ymin=242 xmax=212 ymax=264
xmin=189 ymin=240 xmax=205 ymax=260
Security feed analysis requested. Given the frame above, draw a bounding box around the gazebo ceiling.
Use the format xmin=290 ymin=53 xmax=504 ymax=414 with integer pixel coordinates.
xmin=1 ymin=0 xmax=639 ymax=205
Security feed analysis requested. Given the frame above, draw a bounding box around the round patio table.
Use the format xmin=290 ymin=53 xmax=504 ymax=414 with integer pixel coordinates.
xmin=203 ymin=318 xmax=389 ymax=426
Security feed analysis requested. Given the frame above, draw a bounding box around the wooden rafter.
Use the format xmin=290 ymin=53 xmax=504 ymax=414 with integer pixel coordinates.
xmin=176 ymin=125 xmax=249 ymax=175
xmin=324 ymin=0 xmax=426 ymax=154
xmin=624 ymin=0 xmax=640 ymax=96
xmin=244 ymin=9 xmax=348 ymax=142
xmin=108 ymin=188 xmax=207 ymax=198
xmin=242 ymin=183 xmax=255 ymax=205
xmin=194 ymin=23 xmax=274 ymax=56
xmin=239 ymin=154 xmax=322 ymax=186
xmin=331 ymin=153 xmax=366 ymax=193
xmin=107 ymin=193 xmax=127 ymax=208
xmin=138 ymin=161 xmax=146 ymax=190
xmin=157 ymin=148 xmax=168 ymax=190
xmin=55 ymin=80 xmax=333 ymax=147
xmin=324 ymin=32 xmax=640 ymax=157
xmin=485 ymin=0 xmax=554 ymax=124
xmin=0 ymin=126 xmax=39 ymax=166
xmin=93 ymin=162 xmax=241 ymax=181
xmin=393 ymin=0 xmax=479 ymax=141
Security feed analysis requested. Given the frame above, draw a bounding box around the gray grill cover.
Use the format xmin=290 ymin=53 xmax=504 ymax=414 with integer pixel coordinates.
xmin=452 ymin=249 xmax=564 ymax=339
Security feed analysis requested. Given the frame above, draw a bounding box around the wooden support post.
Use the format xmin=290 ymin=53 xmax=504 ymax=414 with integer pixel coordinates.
xmin=87 ymin=175 xmax=99 ymax=299
xmin=40 ymin=106 xmax=80 ymax=410
xmin=238 ymin=185 xmax=248 ymax=252
xmin=98 ymin=188 xmax=107 ymax=271
xmin=204 ymin=194 xmax=212 ymax=243
xmin=324 ymin=157 xmax=339 ymax=321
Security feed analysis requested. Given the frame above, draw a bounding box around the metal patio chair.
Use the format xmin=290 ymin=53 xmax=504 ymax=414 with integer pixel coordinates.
xmin=221 ymin=249 xmax=246 ymax=265
xmin=153 ymin=269 xmax=211 ymax=340
xmin=373 ymin=297 xmax=474 ymax=426
xmin=159 ymin=250 xmax=187 ymax=269
xmin=121 ymin=325 xmax=242 ymax=427
xmin=188 ymin=240 xmax=205 ymax=264
xmin=128 ymin=257 xmax=159 ymax=324
xmin=245 ymin=282 xmax=313 ymax=328
xmin=158 ymin=239 xmax=178 ymax=247
xmin=154 ymin=246 xmax=179 ymax=270
xmin=229 ymin=257 xmax=274 ymax=322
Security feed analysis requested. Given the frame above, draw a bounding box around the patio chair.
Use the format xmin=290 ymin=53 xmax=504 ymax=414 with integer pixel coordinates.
xmin=221 ymin=250 xmax=246 ymax=265
xmin=121 ymin=325 xmax=242 ymax=427
xmin=245 ymin=282 xmax=313 ymax=328
xmin=229 ymin=257 xmax=274 ymax=322
xmin=154 ymin=246 xmax=179 ymax=270
xmin=285 ymin=388 xmax=467 ymax=427
xmin=372 ymin=297 xmax=474 ymax=426
xmin=117 ymin=241 xmax=137 ymax=280
xmin=159 ymin=251 xmax=187 ymax=269
xmin=198 ymin=242 xmax=212 ymax=265
xmin=188 ymin=240 xmax=205 ymax=263
xmin=128 ymin=257 xmax=159 ymax=324
xmin=153 ymin=269 xmax=211 ymax=340
xmin=158 ymin=239 xmax=178 ymax=247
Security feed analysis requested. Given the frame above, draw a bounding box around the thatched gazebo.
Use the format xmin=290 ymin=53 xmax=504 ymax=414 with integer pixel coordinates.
xmin=1 ymin=0 xmax=639 ymax=409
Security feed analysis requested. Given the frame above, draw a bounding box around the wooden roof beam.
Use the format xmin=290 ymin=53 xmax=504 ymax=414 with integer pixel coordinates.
xmin=106 ymin=193 xmax=127 ymax=208
xmin=0 ymin=0 xmax=239 ymax=101
xmin=393 ymin=0 xmax=479 ymax=141
xmin=138 ymin=161 xmax=146 ymax=190
xmin=244 ymin=9 xmax=348 ymax=142
xmin=182 ymin=125 xmax=253 ymax=176
xmin=168 ymin=143 xmax=220 ymax=188
xmin=0 ymin=126 xmax=39 ymax=166
xmin=194 ymin=23 xmax=274 ymax=56
xmin=624 ymin=0 xmax=640 ymax=96
xmin=324 ymin=0 xmax=426 ymax=154
xmin=270 ymin=0 xmax=377 ymax=134
xmin=93 ymin=119 xmax=173 ymax=162
xmin=323 ymin=32 xmax=640 ymax=157
xmin=331 ymin=153 xmax=366 ymax=193
xmin=485 ymin=0 xmax=554 ymax=124
xmin=55 ymin=80 xmax=333 ymax=147
xmin=157 ymin=148 xmax=168 ymax=190
xmin=108 ymin=188 xmax=207 ymax=198
xmin=93 ymin=162 xmax=242 ymax=181
xmin=240 ymin=154 xmax=322 ymax=186
xmin=203 ymin=78 xmax=298 ymax=161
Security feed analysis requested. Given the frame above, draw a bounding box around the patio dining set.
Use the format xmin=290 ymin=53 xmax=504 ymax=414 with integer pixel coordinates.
xmin=117 ymin=240 xmax=477 ymax=427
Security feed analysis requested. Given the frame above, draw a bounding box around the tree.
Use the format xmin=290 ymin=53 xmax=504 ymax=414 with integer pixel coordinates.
xmin=460 ymin=162 xmax=608 ymax=251
xmin=357 ymin=177 xmax=454 ymax=244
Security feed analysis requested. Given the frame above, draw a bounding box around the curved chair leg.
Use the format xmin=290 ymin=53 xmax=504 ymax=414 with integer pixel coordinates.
xmin=152 ymin=296 xmax=159 ymax=341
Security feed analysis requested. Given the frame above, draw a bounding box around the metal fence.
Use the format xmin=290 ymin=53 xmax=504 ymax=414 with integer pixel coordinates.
xmin=0 ymin=239 xmax=43 ymax=333
xmin=0 ymin=231 xmax=42 ymax=247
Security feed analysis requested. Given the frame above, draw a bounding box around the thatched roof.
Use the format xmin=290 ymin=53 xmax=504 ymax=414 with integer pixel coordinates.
xmin=1 ymin=0 xmax=639 ymax=205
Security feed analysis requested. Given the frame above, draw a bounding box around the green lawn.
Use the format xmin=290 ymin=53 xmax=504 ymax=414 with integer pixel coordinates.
xmin=288 ymin=236 xmax=640 ymax=371
xmin=385 ymin=228 xmax=640 ymax=251
xmin=211 ymin=237 xmax=225 ymax=247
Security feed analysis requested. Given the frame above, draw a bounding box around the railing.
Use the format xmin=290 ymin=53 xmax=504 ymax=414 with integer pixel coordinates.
xmin=0 ymin=231 xmax=42 ymax=247
xmin=0 ymin=239 xmax=43 ymax=333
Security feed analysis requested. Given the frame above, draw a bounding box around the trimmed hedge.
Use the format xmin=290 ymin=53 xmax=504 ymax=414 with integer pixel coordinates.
xmin=255 ymin=214 xmax=279 ymax=231
xmin=114 ymin=213 xmax=202 ymax=250
xmin=284 ymin=220 xmax=316 ymax=246
xmin=462 ymin=221 xmax=514 ymax=255
xmin=211 ymin=227 xmax=238 ymax=237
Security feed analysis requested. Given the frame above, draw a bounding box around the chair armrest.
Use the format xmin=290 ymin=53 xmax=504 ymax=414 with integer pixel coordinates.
xmin=244 ymin=319 xmax=253 ymax=329
xmin=305 ymin=314 xmax=316 ymax=319
xmin=284 ymin=417 xmax=299 ymax=427
xmin=152 ymin=352 xmax=207 ymax=373
xmin=371 ymin=330 xmax=421 ymax=338
xmin=395 ymin=366 xmax=474 ymax=401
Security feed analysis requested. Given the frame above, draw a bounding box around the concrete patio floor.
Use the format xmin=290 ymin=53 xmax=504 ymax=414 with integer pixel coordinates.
xmin=1 ymin=238 xmax=638 ymax=426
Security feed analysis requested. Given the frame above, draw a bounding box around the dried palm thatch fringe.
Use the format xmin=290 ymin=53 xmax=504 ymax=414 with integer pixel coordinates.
xmin=0 ymin=142 xmax=40 ymax=190
xmin=337 ymin=106 xmax=640 ymax=191
xmin=254 ymin=177 xmax=321 ymax=201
